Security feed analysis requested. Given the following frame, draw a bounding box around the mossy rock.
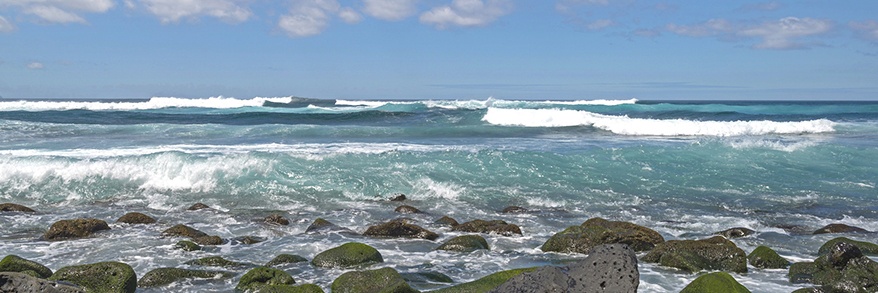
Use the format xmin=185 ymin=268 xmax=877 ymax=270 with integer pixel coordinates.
xmin=311 ymin=242 xmax=383 ymax=269
xmin=305 ymin=218 xmax=353 ymax=234
xmin=43 ymin=218 xmax=111 ymax=241
xmin=49 ymin=261 xmax=137 ymax=293
xmin=174 ymin=240 xmax=201 ymax=251
xmin=541 ymin=217 xmax=664 ymax=254
xmin=331 ymin=267 xmax=418 ymax=293
xmin=116 ymin=212 xmax=156 ymax=224
xmin=236 ymin=267 xmax=295 ymax=292
xmin=819 ymin=237 xmax=878 ymax=256
xmin=401 ymin=271 xmax=453 ymax=284
xmin=264 ymin=214 xmax=290 ymax=226
xmin=747 ymin=246 xmax=789 ymax=269
xmin=0 ymin=272 xmax=84 ymax=293
xmin=0 ymin=203 xmax=35 ymax=213
xmin=162 ymin=224 xmax=208 ymax=238
xmin=788 ymin=242 xmax=878 ymax=291
xmin=185 ymin=256 xmax=249 ymax=268
xmin=0 ymin=255 xmax=53 ymax=279
xmin=451 ymin=219 xmax=521 ymax=236
xmin=266 ymin=254 xmax=308 ymax=267
xmin=193 ymin=235 xmax=225 ymax=245
xmin=680 ymin=272 xmax=751 ymax=293
xmin=714 ymin=227 xmax=755 ymax=239
xmin=138 ymin=267 xmax=233 ymax=288
xmin=434 ymin=216 xmax=459 ymax=227
xmin=642 ymin=236 xmax=747 ymax=273
xmin=813 ymin=224 xmax=868 ymax=234
xmin=435 ymin=235 xmax=489 ymax=252
xmin=253 ymin=283 xmax=325 ymax=293
xmin=395 ymin=205 xmax=422 ymax=214
xmin=429 ymin=267 xmax=537 ymax=293
xmin=364 ymin=219 xmax=439 ymax=240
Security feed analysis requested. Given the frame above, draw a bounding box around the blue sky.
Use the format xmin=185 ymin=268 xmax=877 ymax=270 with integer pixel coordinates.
xmin=1 ymin=0 xmax=877 ymax=100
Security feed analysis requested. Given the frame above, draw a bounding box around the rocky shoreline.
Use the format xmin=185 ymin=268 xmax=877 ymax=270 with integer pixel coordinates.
xmin=1 ymin=201 xmax=877 ymax=292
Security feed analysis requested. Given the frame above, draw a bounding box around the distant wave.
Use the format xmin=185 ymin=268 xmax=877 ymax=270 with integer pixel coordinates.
xmin=335 ymin=98 xmax=638 ymax=109
xmin=482 ymin=108 xmax=836 ymax=136
xmin=0 ymin=96 xmax=296 ymax=111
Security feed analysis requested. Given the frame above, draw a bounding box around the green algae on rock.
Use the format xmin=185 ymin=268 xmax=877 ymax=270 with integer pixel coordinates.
xmin=429 ymin=268 xmax=537 ymax=293
xmin=0 ymin=255 xmax=53 ymax=279
xmin=435 ymin=235 xmax=489 ymax=252
xmin=642 ymin=236 xmax=747 ymax=273
xmin=311 ymin=242 xmax=383 ymax=269
xmin=138 ymin=268 xmax=233 ymax=288
xmin=331 ymin=267 xmax=418 ymax=293
xmin=747 ymin=246 xmax=789 ymax=269
xmin=680 ymin=272 xmax=751 ymax=293
xmin=49 ymin=261 xmax=137 ymax=293
xmin=541 ymin=217 xmax=664 ymax=254
xmin=236 ymin=267 xmax=295 ymax=292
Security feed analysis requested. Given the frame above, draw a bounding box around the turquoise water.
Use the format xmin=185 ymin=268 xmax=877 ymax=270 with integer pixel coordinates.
xmin=0 ymin=97 xmax=876 ymax=292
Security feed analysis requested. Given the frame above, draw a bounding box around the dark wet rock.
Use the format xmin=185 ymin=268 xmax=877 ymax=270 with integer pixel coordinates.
xmin=435 ymin=216 xmax=459 ymax=227
xmin=775 ymin=224 xmax=813 ymax=235
xmin=435 ymin=235 xmax=489 ymax=252
xmin=787 ymin=241 xmax=878 ymax=291
xmin=49 ymin=261 xmax=137 ymax=293
xmin=501 ymin=206 xmax=528 ymax=214
xmin=819 ymin=237 xmax=878 ymax=256
xmin=680 ymin=272 xmax=751 ymax=293
xmin=813 ymin=223 xmax=869 ymax=234
xmin=256 ymin=283 xmax=325 ymax=292
xmin=0 ymin=255 xmax=53 ymax=279
xmin=642 ymin=236 xmax=747 ymax=273
xmin=162 ymin=224 xmax=208 ymax=238
xmin=390 ymin=194 xmax=407 ymax=201
xmin=264 ymin=214 xmax=290 ymax=226
xmin=0 ymin=203 xmax=35 ymax=213
xmin=395 ymin=205 xmax=422 ymax=214
xmin=186 ymin=203 xmax=210 ymax=211
xmin=401 ymin=271 xmax=453 ymax=284
xmin=138 ymin=268 xmax=233 ymax=288
xmin=331 ymin=267 xmax=418 ymax=293
xmin=193 ymin=235 xmax=224 ymax=245
xmin=174 ymin=240 xmax=201 ymax=252
xmin=43 ymin=218 xmax=110 ymax=241
xmin=305 ymin=218 xmax=354 ymax=234
xmin=364 ymin=219 xmax=438 ymax=240
xmin=747 ymin=246 xmax=789 ymax=269
xmin=185 ymin=256 xmax=249 ymax=269
xmin=311 ymin=242 xmax=383 ymax=269
xmin=236 ymin=267 xmax=295 ymax=292
xmin=116 ymin=212 xmax=157 ymax=224
xmin=715 ymin=227 xmax=755 ymax=239
xmin=541 ymin=217 xmax=664 ymax=253
xmin=266 ymin=254 xmax=308 ymax=267
xmin=825 ymin=242 xmax=863 ymax=267
xmin=452 ymin=219 xmax=521 ymax=236
xmin=0 ymin=272 xmax=84 ymax=293
xmin=431 ymin=268 xmax=536 ymax=293
xmin=232 ymin=236 xmax=265 ymax=245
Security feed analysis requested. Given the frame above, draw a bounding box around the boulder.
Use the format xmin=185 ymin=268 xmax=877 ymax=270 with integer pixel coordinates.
xmin=715 ymin=227 xmax=755 ymax=239
xmin=0 ymin=203 xmax=35 ymax=213
xmin=642 ymin=236 xmax=747 ymax=273
xmin=116 ymin=212 xmax=156 ymax=224
xmin=451 ymin=220 xmax=521 ymax=236
xmin=364 ymin=219 xmax=438 ymax=240
xmin=49 ymin=261 xmax=137 ymax=293
xmin=0 ymin=272 xmax=84 ymax=293
xmin=330 ymin=267 xmax=418 ymax=293
xmin=680 ymin=272 xmax=751 ymax=293
xmin=819 ymin=237 xmax=878 ymax=256
xmin=255 ymin=284 xmax=325 ymax=292
xmin=162 ymin=224 xmax=208 ymax=238
xmin=185 ymin=256 xmax=249 ymax=269
xmin=138 ymin=268 xmax=233 ymax=288
xmin=489 ymin=266 xmax=569 ymax=293
xmin=395 ymin=205 xmax=422 ymax=214
xmin=193 ymin=235 xmax=224 ymax=245
xmin=431 ymin=268 xmax=536 ymax=293
xmin=236 ymin=267 xmax=295 ymax=292
xmin=266 ymin=254 xmax=308 ymax=267
xmin=435 ymin=216 xmax=459 ymax=227
xmin=400 ymin=271 xmax=454 ymax=284
xmin=747 ymin=246 xmax=789 ymax=269
xmin=501 ymin=206 xmax=528 ymax=214
xmin=541 ymin=217 xmax=663 ymax=253
xmin=305 ymin=218 xmax=354 ymax=234
xmin=311 ymin=242 xmax=383 ymax=269
xmin=813 ymin=224 xmax=869 ymax=234
xmin=232 ymin=236 xmax=265 ymax=245
xmin=187 ymin=203 xmax=210 ymax=211
xmin=787 ymin=241 xmax=878 ymax=291
xmin=435 ymin=235 xmax=490 ymax=252
xmin=43 ymin=218 xmax=110 ymax=241
xmin=390 ymin=194 xmax=407 ymax=201
xmin=174 ymin=240 xmax=201 ymax=252
xmin=264 ymin=214 xmax=290 ymax=226
xmin=0 ymin=255 xmax=53 ymax=278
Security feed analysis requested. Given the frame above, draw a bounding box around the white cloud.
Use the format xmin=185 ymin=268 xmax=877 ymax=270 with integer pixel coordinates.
xmin=1 ymin=0 xmax=114 ymax=24
xmin=364 ymin=0 xmax=417 ymax=21
xmin=138 ymin=0 xmax=252 ymax=24
xmin=420 ymin=0 xmax=512 ymax=29
xmin=850 ymin=20 xmax=878 ymax=42
xmin=278 ymin=0 xmax=343 ymax=37
xmin=338 ymin=7 xmax=362 ymax=24
xmin=27 ymin=62 xmax=44 ymax=69
xmin=26 ymin=5 xmax=87 ymax=23
xmin=0 ymin=15 xmax=15 ymax=32
xmin=668 ymin=17 xmax=833 ymax=50
xmin=585 ymin=19 xmax=614 ymax=31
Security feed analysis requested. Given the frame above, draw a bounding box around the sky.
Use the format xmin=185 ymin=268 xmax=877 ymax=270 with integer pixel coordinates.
xmin=1 ymin=0 xmax=878 ymax=101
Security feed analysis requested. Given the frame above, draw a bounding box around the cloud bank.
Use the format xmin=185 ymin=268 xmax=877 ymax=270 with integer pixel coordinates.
xmin=668 ymin=17 xmax=833 ymax=50
xmin=1 ymin=0 xmax=114 ymax=24
xmin=420 ymin=0 xmax=513 ymax=29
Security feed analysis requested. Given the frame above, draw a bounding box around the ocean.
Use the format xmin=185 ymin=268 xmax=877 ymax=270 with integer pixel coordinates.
xmin=0 ymin=97 xmax=876 ymax=292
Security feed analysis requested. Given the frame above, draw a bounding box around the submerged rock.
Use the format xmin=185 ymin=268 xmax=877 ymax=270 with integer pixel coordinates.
xmin=193 ymin=235 xmax=224 ymax=245
xmin=747 ymin=246 xmax=789 ymax=269
xmin=435 ymin=216 xmax=459 ymax=227
xmin=236 ymin=267 xmax=295 ymax=292
xmin=162 ymin=224 xmax=208 ymax=238
xmin=431 ymin=268 xmax=537 ymax=293
xmin=265 ymin=254 xmax=308 ymax=267
xmin=541 ymin=217 xmax=664 ymax=254
xmin=139 ymin=268 xmax=234 ymax=288
xmin=715 ymin=227 xmax=755 ymax=239
xmin=0 ymin=203 xmax=35 ymax=213
xmin=305 ymin=218 xmax=355 ymax=234
xmin=174 ymin=240 xmax=201 ymax=252
xmin=186 ymin=203 xmax=210 ymax=211
xmin=232 ymin=236 xmax=265 ymax=245
xmin=390 ymin=194 xmax=407 ymax=202
xmin=49 ymin=261 xmax=137 ymax=293
xmin=400 ymin=271 xmax=454 ymax=284
xmin=642 ymin=236 xmax=747 ymax=273
xmin=452 ymin=219 xmax=521 ymax=236
xmin=331 ymin=267 xmax=418 ymax=293
xmin=0 ymin=272 xmax=84 ymax=293
xmin=680 ymin=272 xmax=751 ymax=293
xmin=395 ymin=205 xmax=422 ymax=214
xmin=819 ymin=237 xmax=878 ymax=256
xmin=43 ymin=218 xmax=110 ymax=241
xmin=311 ymin=242 xmax=383 ymax=269
xmin=0 ymin=255 xmax=53 ymax=278
xmin=116 ymin=212 xmax=157 ymax=224
xmin=788 ymin=241 xmax=878 ymax=291
xmin=813 ymin=223 xmax=869 ymax=234
xmin=264 ymin=214 xmax=290 ymax=226
xmin=435 ymin=235 xmax=490 ymax=252
xmin=501 ymin=206 xmax=528 ymax=214
xmin=364 ymin=219 xmax=438 ymax=240
xmin=185 ymin=256 xmax=249 ymax=269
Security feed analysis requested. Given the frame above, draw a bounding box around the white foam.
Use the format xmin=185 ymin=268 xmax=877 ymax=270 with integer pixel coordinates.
xmin=0 ymin=96 xmax=294 ymax=111
xmin=483 ymin=108 xmax=836 ymax=136
xmin=335 ymin=98 xmax=637 ymax=110
xmin=728 ymin=138 xmax=820 ymax=152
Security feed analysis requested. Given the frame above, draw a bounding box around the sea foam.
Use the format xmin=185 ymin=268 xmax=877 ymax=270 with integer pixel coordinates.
xmin=0 ymin=96 xmax=295 ymax=111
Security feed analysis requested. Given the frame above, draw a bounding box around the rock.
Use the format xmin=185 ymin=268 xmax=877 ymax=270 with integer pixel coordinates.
xmin=311 ymin=242 xmax=383 ymax=269
xmin=680 ymin=272 xmax=751 ymax=293
xmin=0 ymin=255 xmax=53 ymax=278
xmin=256 ymin=284 xmax=325 ymax=293
xmin=813 ymin=223 xmax=869 ymax=234
xmin=264 ymin=214 xmax=290 ymax=226
xmin=0 ymin=272 xmax=84 ymax=293
xmin=185 ymin=256 xmax=249 ymax=269
xmin=395 ymin=205 xmax=422 ymax=214
xmin=400 ymin=271 xmax=454 ymax=284
xmin=747 ymin=246 xmax=789 ymax=269
xmin=541 ymin=217 xmax=664 ymax=254
xmin=364 ymin=219 xmax=439 ymax=240
xmin=162 ymin=224 xmax=208 ymax=238
xmin=187 ymin=203 xmax=210 ymax=211
xmin=0 ymin=203 xmax=35 ymax=213
xmin=451 ymin=219 xmax=521 ymax=236
xmin=435 ymin=216 xmax=459 ymax=227
xmin=825 ymin=242 xmax=863 ymax=267
xmin=390 ymin=194 xmax=407 ymax=201
xmin=116 ymin=212 xmax=157 ymax=224
xmin=436 ymin=235 xmax=490 ymax=252
xmin=489 ymin=266 xmax=569 ymax=293
xmin=174 ymin=240 xmax=201 ymax=252
xmin=42 ymin=218 xmax=110 ymax=241
xmin=49 ymin=261 xmax=137 ymax=293
xmin=236 ymin=267 xmax=295 ymax=292
xmin=501 ymin=206 xmax=528 ymax=214
xmin=138 ymin=268 xmax=233 ymax=288
xmin=715 ymin=227 xmax=755 ymax=239
xmin=232 ymin=236 xmax=265 ymax=245
xmin=330 ymin=267 xmax=418 ymax=293
xmin=819 ymin=237 xmax=878 ymax=256
xmin=642 ymin=236 xmax=747 ymax=273
xmin=193 ymin=235 xmax=224 ymax=245
xmin=266 ymin=254 xmax=308 ymax=267
xmin=787 ymin=241 xmax=878 ymax=292
xmin=305 ymin=218 xmax=353 ymax=234
xmin=431 ymin=268 xmax=536 ymax=293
